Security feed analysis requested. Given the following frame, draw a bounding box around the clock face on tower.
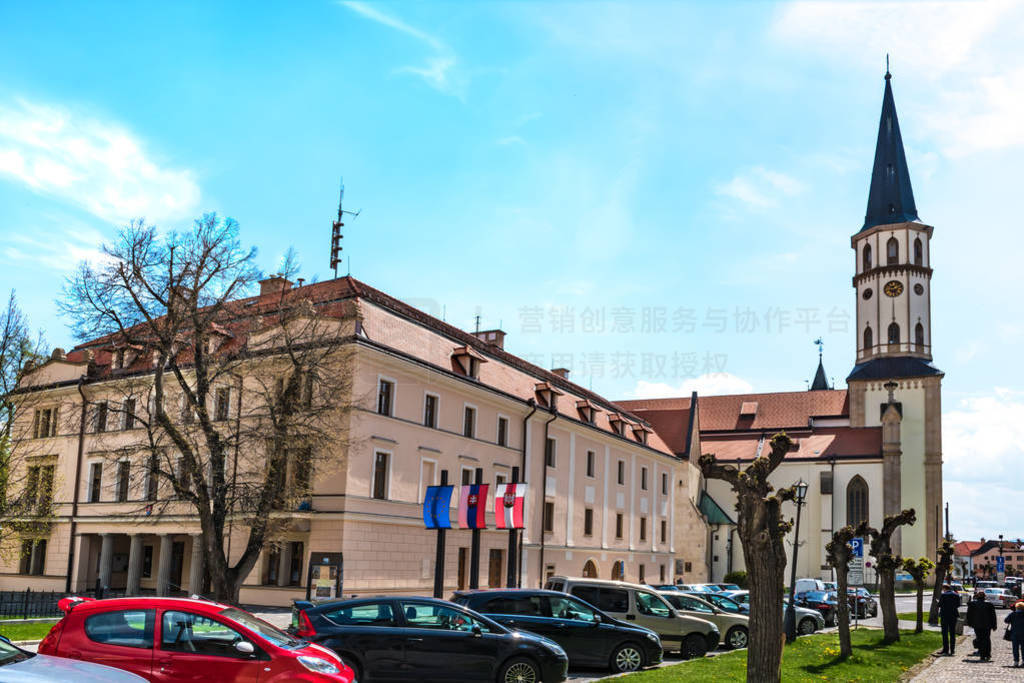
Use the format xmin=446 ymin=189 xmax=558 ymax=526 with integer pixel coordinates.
xmin=883 ymin=280 xmax=904 ymax=298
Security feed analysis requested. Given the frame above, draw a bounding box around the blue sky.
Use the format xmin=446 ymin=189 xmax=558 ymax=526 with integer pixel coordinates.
xmin=2 ymin=1 xmax=1023 ymax=541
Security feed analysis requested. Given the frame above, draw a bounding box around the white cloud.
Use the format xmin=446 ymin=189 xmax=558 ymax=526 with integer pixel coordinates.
xmin=715 ymin=166 xmax=805 ymax=209
xmin=3 ymin=219 xmax=109 ymax=271
xmin=0 ymin=98 xmax=200 ymax=223
xmin=496 ymin=135 xmax=526 ymax=147
xmin=339 ymin=1 xmax=462 ymax=97
xmin=626 ymin=373 xmax=754 ymax=399
xmin=942 ymin=388 xmax=1024 ymax=538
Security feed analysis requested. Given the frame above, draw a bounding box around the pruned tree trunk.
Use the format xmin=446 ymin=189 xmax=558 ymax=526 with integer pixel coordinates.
xmin=915 ymin=583 xmax=924 ymax=633
xmin=700 ymin=433 xmax=795 ymax=683
xmin=858 ymin=509 xmax=916 ymax=645
xmin=826 ymin=526 xmax=855 ymax=657
xmin=928 ymin=541 xmax=954 ymax=626
xmin=878 ymin=564 xmax=899 ymax=642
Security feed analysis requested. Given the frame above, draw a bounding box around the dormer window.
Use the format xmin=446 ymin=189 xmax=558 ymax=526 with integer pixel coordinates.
xmin=607 ymin=413 xmax=625 ymax=436
xmin=112 ymin=349 xmax=125 ymax=370
xmin=534 ymin=382 xmax=563 ymax=410
xmin=451 ymin=346 xmax=487 ymax=379
xmin=631 ymin=423 xmax=651 ymax=445
xmin=576 ymin=399 xmax=601 ymax=424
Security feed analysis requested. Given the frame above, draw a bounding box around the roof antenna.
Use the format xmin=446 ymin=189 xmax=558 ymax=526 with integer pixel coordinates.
xmin=885 ymin=53 xmax=891 ymax=80
xmin=330 ymin=177 xmax=361 ymax=279
xmin=814 ymin=337 xmax=824 ymax=360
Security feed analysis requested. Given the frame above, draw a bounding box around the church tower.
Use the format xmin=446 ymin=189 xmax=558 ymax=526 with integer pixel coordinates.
xmin=847 ymin=69 xmax=944 ymax=562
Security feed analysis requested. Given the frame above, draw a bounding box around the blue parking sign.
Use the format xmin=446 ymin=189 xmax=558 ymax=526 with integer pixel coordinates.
xmin=851 ymin=537 xmax=864 ymax=558
xmin=997 ymin=555 xmax=1005 ymax=573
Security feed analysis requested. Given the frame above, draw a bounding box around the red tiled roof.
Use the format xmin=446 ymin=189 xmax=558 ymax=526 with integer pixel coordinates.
xmin=954 ymin=541 xmax=983 ymax=556
xmin=621 ymin=390 xmax=849 ymax=432
xmin=624 ymin=406 xmax=693 ymax=455
xmin=700 ymin=427 xmax=881 ymax=462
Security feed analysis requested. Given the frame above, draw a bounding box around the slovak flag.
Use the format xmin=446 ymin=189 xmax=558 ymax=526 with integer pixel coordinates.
xmin=423 ymin=485 xmax=454 ymax=529
xmin=458 ymin=484 xmax=489 ymax=529
xmin=493 ymin=483 xmax=527 ymax=530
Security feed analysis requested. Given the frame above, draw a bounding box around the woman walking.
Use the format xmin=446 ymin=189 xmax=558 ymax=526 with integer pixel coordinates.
xmin=1007 ymin=602 xmax=1024 ymax=668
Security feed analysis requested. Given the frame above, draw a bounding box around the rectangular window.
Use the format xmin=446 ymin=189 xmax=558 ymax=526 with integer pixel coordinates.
xmin=95 ymin=401 xmax=108 ymax=433
xmin=214 ymin=388 xmax=230 ymax=421
xmin=177 ymin=458 xmax=190 ymax=497
xmin=181 ymin=396 xmax=194 ymax=425
xmin=586 ymin=450 xmax=595 ymax=477
xmin=617 ymin=460 xmax=625 ymax=485
xmin=495 ymin=473 xmax=506 ymax=488
xmin=545 ymin=438 xmax=556 ymax=468
xmin=461 ymin=467 xmax=474 ymax=486
xmin=124 ymin=398 xmax=136 ymax=430
xmin=641 ymin=467 xmax=648 ymax=491
xmin=88 ymin=462 xmax=102 ymax=502
xmin=640 ymin=517 xmax=647 ymax=541
xmin=33 ymin=407 xmax=58 ymax=438
xmin=543 ymin=501 xmax=555 ymax=532
xmin=660 ymin=519 xmax=667 ymax=544
xmin=146 ymin=455 xmax=159 ymax=501
xmin=584 ymin=508 xmax=594 ymax=536
xmin=497 ymin=416 xmax=509 ymax=447
xmin=372 ymin=452 xmax=389 ymax=500
xmin=116 ymin=461 xmax=130 ymax=502
xmin=25 ymin=467 xmax=39 ymax=506
xmin=142 ymin=546 xmax=153 ymax=578
xmin=638 ymin=564 xmax=646 ymax=584
xmin=661 ymin=472 xmax=668 ymax=496
xmin=377 ymin=379 xmax=394 ymax=416
xmin=615 ymin=513 xmax=624 ymax=539
xmin=424 ymin=394 xmax=438 ymax=428
xmin=38 ymin=465 xmax=54 ymax=511
xmin=18 ymin=539 xmax=33 ymax=574
xmin=463 ymin=406 xmax=476 ymax=438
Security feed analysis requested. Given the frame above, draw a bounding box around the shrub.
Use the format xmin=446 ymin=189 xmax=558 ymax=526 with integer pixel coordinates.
xmin=724 ymin=571 xmax=748 ymax=589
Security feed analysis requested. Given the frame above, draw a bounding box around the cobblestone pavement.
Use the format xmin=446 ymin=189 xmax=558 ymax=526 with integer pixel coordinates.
xmin=910 ymin=631 xmax=1024 ymax=682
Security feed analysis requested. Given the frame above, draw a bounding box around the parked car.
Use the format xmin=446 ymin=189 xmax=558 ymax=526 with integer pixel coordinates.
xmin=658 ymin=592 xmax=749 ymax=650
xmin=982 ymin=588 xmax=1016 ymax=608
xmin=714 ymin=583 xmax=741 ymax=592
xmin=693 ymin=592 xmax=749 ymax=616
xmin=38 ymin=596 xmax=354 ymax=682
xmin=795 ymin=590 xmax=839 ymax=626
xmin=451 ymin=589 xmax=662 ymax=673
xmin=0 ymin=634 xmax=147 ymax=682
xmin=291 ymin=596 xmax=569 ymax=682
xmin=846 ymin=587 xmax=878 ymax=617
xmin=544 ymin=576 xmax=719 ymax=659
xmin=721 ymin=591 xmax=823 ymax=634
xmin=794 ymin=578 xmax=826 ymax=594
xmin=686 ymin=584 xmax=721 ymax=594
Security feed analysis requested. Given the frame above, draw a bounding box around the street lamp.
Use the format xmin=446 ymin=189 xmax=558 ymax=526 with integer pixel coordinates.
xmin=785 ymin=479 xmax=810 ymax=643
xmin=999 ymin=534 xmax=1005 ymax=582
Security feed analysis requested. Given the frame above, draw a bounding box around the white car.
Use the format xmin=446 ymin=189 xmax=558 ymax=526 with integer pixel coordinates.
xmin=0 ymin=635 xmax=146 ymax=682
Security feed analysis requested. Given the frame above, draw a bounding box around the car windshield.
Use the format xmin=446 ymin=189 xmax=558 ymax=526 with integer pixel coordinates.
xmin=635 ymin=592 xmax=674 ymax=618
xmin=219 ymin=608 xmax=302 ymax=648
xmin=0 ymin=639 xmax=31 ymax=666
xmin=804 ymin=591 xmax=830 ymax=601
xmin=709 ymin=595 xmax=741 ymax=612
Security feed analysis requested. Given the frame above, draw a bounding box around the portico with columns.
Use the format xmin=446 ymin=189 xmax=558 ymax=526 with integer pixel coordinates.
xmin=71 ymin=528 xmax=204 ymax=596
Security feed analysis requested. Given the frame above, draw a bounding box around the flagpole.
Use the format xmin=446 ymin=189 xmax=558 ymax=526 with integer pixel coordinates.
xmin=469 ymin=467 xmax=483 ymax=589
xmin=433 ymin=469 xmax=449 ymax=598
xmin=507 ymin=467 xmax=520 ymax=588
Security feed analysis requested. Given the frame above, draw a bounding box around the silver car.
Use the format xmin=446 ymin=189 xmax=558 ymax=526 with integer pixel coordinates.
xmin=723 ymin=590 xmax=826 ymax=635
xmin=0 ymin=636 xmax=146 ymax=682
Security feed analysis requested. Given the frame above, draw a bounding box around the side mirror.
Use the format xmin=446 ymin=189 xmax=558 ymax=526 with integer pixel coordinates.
xmin=471 ymin=625 xmax=482 ymax=638
xmin=591 ymin=614 xmax=601 ymax=626
xmin=235 ymin=641 xmax=255 ymax=655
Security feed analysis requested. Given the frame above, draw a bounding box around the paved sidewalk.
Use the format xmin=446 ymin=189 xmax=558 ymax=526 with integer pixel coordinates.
xmin=910 ymin=632 xmax=1024 ymax=682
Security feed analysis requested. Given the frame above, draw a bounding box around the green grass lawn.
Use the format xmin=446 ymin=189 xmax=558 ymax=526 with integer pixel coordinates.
xmin=0 ymin=620 xmax=58 ymax=642
xmin=897 ymin=612 xmax=923 ymax=622
xmin=623 ymin=629 xmax=941 ymax=682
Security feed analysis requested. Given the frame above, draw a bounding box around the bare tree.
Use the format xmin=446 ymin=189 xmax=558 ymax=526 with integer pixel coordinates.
xmin=856 ymin=509 xmax=916 ymax=644
xmin=700 ymin=433 xmax=795 ymax=683
xmin=825 ymin=525 xmax=857 ymax=657
xmin=927 ymin=540 xmax=955 ymax=626
xmin=61 ymin=216 xmax=359 ymax=601
xmin=902 ymin=557 xmax=934 ymax=634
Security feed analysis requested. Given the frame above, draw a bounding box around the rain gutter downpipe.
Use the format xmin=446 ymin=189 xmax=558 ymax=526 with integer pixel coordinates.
xmin=537 ymin=405 xmax=558 ymax=587
xmin=517 ymin=400 xmax=537 ymax=587
xmin=66 ymin=378 xmax=89 ymax=592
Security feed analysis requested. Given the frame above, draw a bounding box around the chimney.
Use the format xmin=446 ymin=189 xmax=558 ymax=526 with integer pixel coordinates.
xmin=551 ymin=367 xmax=570 ymax=380
xmin=51 ymin=348 xmax=67 ymax=361
xmin=259 ymin=276 xmax=293 ymax=297
xmin=471 ymin=329 xmax=506 ymax=350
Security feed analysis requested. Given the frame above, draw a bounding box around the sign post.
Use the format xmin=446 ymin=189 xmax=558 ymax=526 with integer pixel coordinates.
xmin=997 ymin=555 xmax=1006 ymax=583
xmin=469 ymin=468 xmax=484 ymax=589
xmin=506 ymin=467 xmax=519 ymax=587
xmin=849 ymin=537 xmax=865 ymax=587
xmin=423 ymin=470 xmax=453 ymax=598
xmin=304 ymin=552 xmax=343 ymax=601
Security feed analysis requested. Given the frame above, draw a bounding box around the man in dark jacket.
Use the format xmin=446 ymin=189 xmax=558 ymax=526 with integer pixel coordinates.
xmin=966 ymin=590 xmax=997 ymax=661
xmin=939 ymin=584 xmax=961 ymax=655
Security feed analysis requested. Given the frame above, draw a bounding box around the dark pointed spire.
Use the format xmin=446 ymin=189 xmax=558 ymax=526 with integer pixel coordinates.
xmin=862 ymin=66 xmax=919 ymax=231
xmin=810 ymin=338 xmax=829 ymax=390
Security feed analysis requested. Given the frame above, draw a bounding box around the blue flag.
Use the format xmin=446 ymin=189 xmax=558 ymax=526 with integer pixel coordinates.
xmin=423 ymin=485 xmax=454 ymax=529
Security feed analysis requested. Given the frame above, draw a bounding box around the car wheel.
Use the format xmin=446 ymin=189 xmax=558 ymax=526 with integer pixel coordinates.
xmin=499 ymin=656 xmax=540 ymax=683
xmin=681 ymin=633 xmax=708 ymax=659
xmin=339 ymin=655 xmax=362 ymax=682
xmin=610 ymin=642 xmax=644 ymax=673
xmin=798 ymin=617 xmax=816 ymax=635
xmin=725 ymin=626 xmax=748 ymax=650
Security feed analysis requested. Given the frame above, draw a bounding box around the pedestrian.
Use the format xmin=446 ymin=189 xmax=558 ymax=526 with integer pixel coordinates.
xmin=939 ymin=583 xmax=961 ymax=656
xmin=1007 ymin=602 xmax=1024 ymax=668
xmin=967 ymin=590 xmax=996 ymax=661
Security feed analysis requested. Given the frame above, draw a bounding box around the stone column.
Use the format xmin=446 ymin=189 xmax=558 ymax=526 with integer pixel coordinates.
xmin=98 ymin=534 xmax=114 ymax=590
xmin=188 ymin=535 xmax=205 ymax=596
xmin=156 ymin=535 xmax=173 ymax=596
xmin=126 ymin=535 xmax=144 ymax=595
xmin=881 ymin=399 xmax=903 ymax=555
xmin=276 ymin=543 xmax=291 ymax=587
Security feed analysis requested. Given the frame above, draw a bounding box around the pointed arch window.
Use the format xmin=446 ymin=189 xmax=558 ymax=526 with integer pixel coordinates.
xmin=913 ymin=238 xmax=923 ymax=266
xmin=582 ymin=560 xmax=599 ymax=578
xmin=915 ymin=322 xmax=924 ymax=349
xmin=847 ymin=476 xmax=869 ymax=527
xmin=863 ymin=326 xmax=873 ymax=352
xmin=863 ymin=244 xmax=872 ymax=270
xmin=888 ymin=322 xmax=900 ymax=345
xmin=887 ymin=237 xmax=899 ymax=265
xmin=611 ymin=560 xmax=625 ymax=581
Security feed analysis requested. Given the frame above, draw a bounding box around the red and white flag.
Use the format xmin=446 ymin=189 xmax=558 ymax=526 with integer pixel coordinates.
xmin=494 ymin=483 xmax=526 ymax=529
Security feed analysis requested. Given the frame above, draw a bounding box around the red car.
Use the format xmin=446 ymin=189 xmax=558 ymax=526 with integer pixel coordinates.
xmin=38 ymin=596 xmax=354 ymax=682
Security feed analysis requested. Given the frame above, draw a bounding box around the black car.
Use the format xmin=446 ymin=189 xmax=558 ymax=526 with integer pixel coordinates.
xmin=452 ymin=589 xmax=663 ymax=674
xmin=690 ymin=592 xmax=749 ymax=615
xmin=795 ymin=590 xmax=839 ymax=626
xmin=846 ymin=587 xmax=879 ymax=617
xmin=291 ymin=596 xmax=569 ymax=683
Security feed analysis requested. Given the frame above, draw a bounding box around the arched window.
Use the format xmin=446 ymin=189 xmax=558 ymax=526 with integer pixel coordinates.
xmin=887 ymin=237 xmax=899 ymax=265
xmin=583 ymin=560 xmax=599 ymax=579
xmin=863 ymin=244 xmax=872 ymax=270
xmin=913 ymin=238 xmax=923 ymax=266
xmin=863 ymin=326 xmax=873 ymax=352
xmin=611 ymin=561 xmax=625 ymax=581
xmin=915 ymin=323 xmax=924 ymax=349
xmin=888 ymin=322 xmax=900 ymax=345
xmin=847 ymin=476 xmax=869 ymax=527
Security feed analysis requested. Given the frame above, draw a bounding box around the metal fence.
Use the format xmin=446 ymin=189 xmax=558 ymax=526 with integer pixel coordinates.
xmin=0 ymin=586 xmax=128 ymax=620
